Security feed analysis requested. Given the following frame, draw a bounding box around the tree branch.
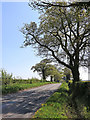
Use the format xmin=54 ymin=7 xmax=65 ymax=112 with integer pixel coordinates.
xmin=32 ymin=1 xmax=90 ymax=8
xmin=29 ymin=33 xmax=72 ymax=69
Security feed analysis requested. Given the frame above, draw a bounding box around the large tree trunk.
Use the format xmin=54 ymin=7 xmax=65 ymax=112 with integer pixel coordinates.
xmin=71 ymin=65 xmax=80 ymax=99
xmin=50 ymin=75 xmax=53 ymax=82
xmin=42 ymin=68 xmax=46 ymax=81
xmin=72 ymin=66 xmax=80 ymax=84
xmin=72 ymin=48 xmax=80 ymax=84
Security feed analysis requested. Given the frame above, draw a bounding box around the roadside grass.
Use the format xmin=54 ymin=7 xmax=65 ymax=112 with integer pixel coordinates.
xmin=33 ymin=81 xmax=90 ymax=119
xmin=33 ymin=82 xmax=70 ymax=118
xmin=2 ymin=81 xmax=56 ymax=95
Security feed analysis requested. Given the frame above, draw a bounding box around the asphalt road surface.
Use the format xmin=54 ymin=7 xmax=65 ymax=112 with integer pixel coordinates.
xmin=1 ymin=83 xmax=61 ymax=118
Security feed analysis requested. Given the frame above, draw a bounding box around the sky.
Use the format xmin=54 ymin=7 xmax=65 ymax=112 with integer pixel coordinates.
xmin=0 ymin=1 xmax=89 ymax=80
xmin=1 ymin=2 xmax=42 ymax=79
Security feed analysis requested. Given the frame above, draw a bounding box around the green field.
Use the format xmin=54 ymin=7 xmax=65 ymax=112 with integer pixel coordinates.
xmin=33 ymin=81 xmax=90 ymax=119
xmin=1 ymin=78 xmax=55 ymax=94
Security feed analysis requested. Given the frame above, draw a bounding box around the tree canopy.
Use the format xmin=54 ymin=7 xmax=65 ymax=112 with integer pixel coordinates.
xmin=31 ymin=59 xmax=63 ymax=81
xmin=21 ymin=2 xmax=90 ymax=84
xmin=45 ymin=64 xmax=64 ymax=82
xmin=62 ymin=67 xmax=72 ymax=81
xmin=29 ymin=0 xmax=90 ymax=10
xmin=31 ymin=59 xmax=51 ymax=80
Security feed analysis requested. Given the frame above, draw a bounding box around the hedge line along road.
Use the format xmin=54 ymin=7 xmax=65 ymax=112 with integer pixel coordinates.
xmin=1 ymin=83 xmax=61 ymax=119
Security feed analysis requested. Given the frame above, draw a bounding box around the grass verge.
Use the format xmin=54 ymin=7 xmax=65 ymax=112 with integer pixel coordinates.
xmin=2 ymin=82 xmax=55 ymax=95
xmin=33 ymin=82 xmax=70 ymax=118
xmin=33 ymin=82 xmax=90 ymax=119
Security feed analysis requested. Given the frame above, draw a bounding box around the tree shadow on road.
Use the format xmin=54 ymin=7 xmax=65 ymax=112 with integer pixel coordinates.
xmin=2 ymin=89 xmax=57 ymax=118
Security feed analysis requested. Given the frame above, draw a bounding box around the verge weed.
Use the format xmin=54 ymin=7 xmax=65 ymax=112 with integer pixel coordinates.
xmin=34 ymin=82 xmax=70 ymax=118
xmin=2 ymin=81 xmax=55 ymax=95
xmin=33 ymin=81 xmax=90 ymax=119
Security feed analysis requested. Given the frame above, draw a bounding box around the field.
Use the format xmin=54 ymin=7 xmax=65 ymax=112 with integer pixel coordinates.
xmin=1 ymin=78 xmax=55 ymax=94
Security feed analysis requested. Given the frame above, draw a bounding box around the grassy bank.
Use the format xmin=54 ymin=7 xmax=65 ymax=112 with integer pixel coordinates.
xmin=34 ymin=82 xmax=70 ymax=118
xmin=2 ymin=80 xmax=55 ymax=95
xmin=33 ymin=81 xmax=90 ymax=118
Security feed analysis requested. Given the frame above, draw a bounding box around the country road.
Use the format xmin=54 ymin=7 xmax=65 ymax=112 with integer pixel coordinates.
xmin=1 ymin=83 xmax=61 ymax=118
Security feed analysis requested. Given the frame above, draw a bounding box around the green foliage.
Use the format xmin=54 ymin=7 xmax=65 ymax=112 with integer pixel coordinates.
xmin=62 ymin=68 xmax=72 ymax=81
xmin=70 ymin=81 xmax=90 ymax=108
xmin=34 ymin=81 xmax=90 ymax=118
xmin=45 ymin=64 xmax=64 ymax=82
xmin=1 ymin=69 xmax=13 ymax=86
xmin=31 ymin=59 xmax=52 ymax=80
xmin=31 ymin=59 xmax=63 ymax=81
xmin=21 ymin=2 xmax=90 ymax=84
xmin=12 ymin=78 xmax=41 ymax=84
xmin=34 ymin=82 xmax=70 ymax=118
xmin=2 ymin=81 xmax=54 ymax=95
xmin=1 ymin=69 xmax=57 ymax=94
xmin=29 ymin=1 xmax=90 ymax=11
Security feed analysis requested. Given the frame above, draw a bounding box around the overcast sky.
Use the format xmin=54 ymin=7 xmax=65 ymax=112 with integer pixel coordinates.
xmin=0 ymin=1 xmax=88 ymax=80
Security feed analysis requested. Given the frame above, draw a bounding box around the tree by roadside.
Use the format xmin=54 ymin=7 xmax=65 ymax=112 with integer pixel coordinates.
xmin=31 ymin=59 xmax=51 ymax=81
xmin=21 ymin=2 xmax=90 ymax=86
xmin=31 ymin=59 xmax=63 ymax=82
xmin=62 ymin=67 xmax=72 ymax=82
xmin=45 ymin=64 xmax=64 ymax=82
